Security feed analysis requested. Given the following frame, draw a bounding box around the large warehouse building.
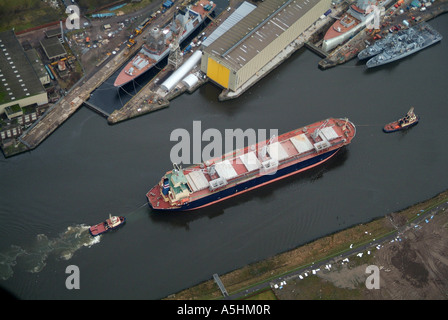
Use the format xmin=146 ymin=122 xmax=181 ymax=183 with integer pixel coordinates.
xmin=0 ymin=30 xmax=48 ymax=114
xmin=201 ymin=0 xmax=331 ymax=92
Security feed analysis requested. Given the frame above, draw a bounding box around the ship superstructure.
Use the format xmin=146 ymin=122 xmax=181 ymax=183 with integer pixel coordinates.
xmin=114 ymin=0 xmax=215 ymax=87
xmin=358 ymin=34 xmax=393 ymax=60
xmin=323 ymin=0 xmax=392 ymax=52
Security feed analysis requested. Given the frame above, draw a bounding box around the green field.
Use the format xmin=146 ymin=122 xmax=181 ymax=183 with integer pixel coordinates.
xmin=0 ymin=0 xmax=65 ymax=32
xmin=0 ymin=0 xmax=157 ymax=32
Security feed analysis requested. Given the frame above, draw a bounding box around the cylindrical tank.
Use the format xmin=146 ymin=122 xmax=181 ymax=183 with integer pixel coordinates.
xmin=181 ymin=74 xmax=199 ymax=89
xmin=160 ymin=50 xmax=202 ymax=92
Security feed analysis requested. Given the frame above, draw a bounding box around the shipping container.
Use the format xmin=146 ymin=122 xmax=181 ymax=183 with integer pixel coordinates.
xmin=163 ymin=1 xmax=173 ymax=8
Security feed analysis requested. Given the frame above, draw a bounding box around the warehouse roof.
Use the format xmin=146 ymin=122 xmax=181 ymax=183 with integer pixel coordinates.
xmin=205 ymin=0 xmax=321 ymax=70
xmin=40 ymin=36 xmax=67 ymax=60
xmin=25 ymin=49 xmax=48 ymax=82
xmin=0 ymin=30 xmax=46 ymax=105
xmin=45 ymin=28 xmax=62 ymax=38
xmin=202 ymin=1 xmax=257 ymax=48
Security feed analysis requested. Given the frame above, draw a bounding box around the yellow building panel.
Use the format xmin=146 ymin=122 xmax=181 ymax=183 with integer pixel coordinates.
xmin=207 ymin=58 xmax=230 ymax=89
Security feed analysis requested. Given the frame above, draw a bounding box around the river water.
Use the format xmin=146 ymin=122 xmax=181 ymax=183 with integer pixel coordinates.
xmin=0 ymin=7 xmax=447 ymax=299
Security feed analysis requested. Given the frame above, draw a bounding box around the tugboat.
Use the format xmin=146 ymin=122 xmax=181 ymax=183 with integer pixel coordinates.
xmin=383 ymin=107 xmax=419 ymax=133
xmin=89 ymin=215 xmax=126 ymax=236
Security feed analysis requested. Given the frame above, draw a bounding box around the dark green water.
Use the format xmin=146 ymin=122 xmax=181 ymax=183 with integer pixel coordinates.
xmin=0 ymin=9 xmax=447 ymax=299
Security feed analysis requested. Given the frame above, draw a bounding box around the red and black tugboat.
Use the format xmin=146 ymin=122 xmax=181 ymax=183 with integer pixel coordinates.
xmin=383 ymin=107 xmax=419 ymax=133
xmin=89 ymin=215 xmax=126 ymax=236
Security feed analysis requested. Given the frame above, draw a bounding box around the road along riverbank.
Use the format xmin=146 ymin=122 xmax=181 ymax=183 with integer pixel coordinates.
xmin=165 ymin=188 xmax=448 ymax=300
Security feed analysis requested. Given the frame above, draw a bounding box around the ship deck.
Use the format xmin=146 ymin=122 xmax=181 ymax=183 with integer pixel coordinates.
xmin=365 ymin=22 xmax=443 ymax=67
xmin=324 ymin=13 xmax=361 ymax=40
xmin=114 ymin=51 xmax=158 ymax=87
xmin=191 ymin=0 xmax=216 ymax=17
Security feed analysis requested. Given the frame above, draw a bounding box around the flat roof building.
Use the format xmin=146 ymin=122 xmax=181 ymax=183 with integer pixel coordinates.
xmin=25 ymin=48 xmax=51 ymax=86
xmin=201 ymin=0 xmax=331 ymax=92
xmin=44 ymin=28 xmax=62 ymax=38
xmin=40 ymin=36 xmax=67 ymax=60
xmin=0 ymin=30 xmax=48 ymax=114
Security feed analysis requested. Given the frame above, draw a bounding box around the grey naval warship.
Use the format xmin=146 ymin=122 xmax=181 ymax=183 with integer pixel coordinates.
xmin=358 ymin=34 xmax=393 ymax=60
xmin=361 ymin=22 xmax=443 ymax=68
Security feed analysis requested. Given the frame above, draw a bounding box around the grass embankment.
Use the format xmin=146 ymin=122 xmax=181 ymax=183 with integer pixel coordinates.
xmin=0 ymin=0 xmax=65 ymax=33
xmin=166 ymin=189 xmax=448 ymax=300
xmin=0 ymin=0 xmax=156 ymax=32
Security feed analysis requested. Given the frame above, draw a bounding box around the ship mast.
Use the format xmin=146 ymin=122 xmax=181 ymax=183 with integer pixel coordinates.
xmin=168 ymin=7 xmax=189 ymax=69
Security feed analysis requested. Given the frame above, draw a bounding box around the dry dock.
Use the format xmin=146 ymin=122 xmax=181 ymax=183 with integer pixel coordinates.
xmin=19 ymin=3 xmax=181 ymax=150
xmin=107 ymin=1 xmax=234 ymax=124
xmin=111 ymin=0 xmax=348 ymax=109
xmin=20 ymin=46 xmax=138 ymax=149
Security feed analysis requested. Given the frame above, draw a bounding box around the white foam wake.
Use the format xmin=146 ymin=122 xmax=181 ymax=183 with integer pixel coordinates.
xmin=0 ymin=224 xmax=101 ymax=280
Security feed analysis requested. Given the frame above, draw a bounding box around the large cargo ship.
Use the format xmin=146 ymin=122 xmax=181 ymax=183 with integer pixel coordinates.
xmin=114 ymin=0 xmax=216 ymax=87
xmin=322 ymin=0 xmax=391 ymax=52
xmin=365 ymin=22 xmax=443 ymax=68
xmin=146 ymin=118 xmax=356 ymax=211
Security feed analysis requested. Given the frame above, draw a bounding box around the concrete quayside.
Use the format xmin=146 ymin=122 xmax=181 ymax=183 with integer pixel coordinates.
xmin=11 ymin=0 xmax=448 ymax=156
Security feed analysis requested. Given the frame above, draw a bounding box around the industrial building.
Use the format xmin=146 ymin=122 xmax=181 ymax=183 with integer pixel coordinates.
xmin=40 ymin=36 xmax=67 ymax=61
xmin=201 ymin=0 xmax=332 ymax=91
xmin=0 ymin=30 xmax=48 ymax=115
xmin=44 ymin=28 xmax=62 ymax=39
xmin=25 ymin=49 xmax=51 ymax=86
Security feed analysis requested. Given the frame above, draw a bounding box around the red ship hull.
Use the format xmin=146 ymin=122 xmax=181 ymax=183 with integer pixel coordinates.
xmin=89 ymin=216 xmax=126 ymax=236
xmin=113 ymin=51 xmax=157 ymax=87
xmin=383 ymin=117 xmax=419 ymax=133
